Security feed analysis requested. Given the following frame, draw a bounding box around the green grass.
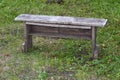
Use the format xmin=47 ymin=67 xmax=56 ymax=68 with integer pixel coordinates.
xmin=0 ymin=0 xmax=120 ymax=80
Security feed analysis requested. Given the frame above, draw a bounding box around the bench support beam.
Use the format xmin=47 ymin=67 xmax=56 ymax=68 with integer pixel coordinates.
xmin=23 ymin=23 xmax=33 ymax=52
xmin=91 ymin=27 xmax=98 ymax=59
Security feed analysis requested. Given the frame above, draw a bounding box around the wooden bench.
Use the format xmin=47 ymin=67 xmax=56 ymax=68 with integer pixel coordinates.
xmin=15 ymin=14 xmax=107 ymax=59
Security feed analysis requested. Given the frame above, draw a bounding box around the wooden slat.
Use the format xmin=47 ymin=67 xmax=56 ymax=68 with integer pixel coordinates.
xmin=31 ymin=25 xmax=58 ymax=33
xmin=28 ymin=25 xmax=92 ymax=40
xmin=29 ymin=33 xmax=92 ymax=40
xmin=59 ymin=27 xmax=91 ymax=35
xmin=15 ymin=14 xmax=107 ymax=27
xmin=26 ymin=22 xmax=91 ymax=29
xmin=28 ymin=25 xmax=91 ymax=36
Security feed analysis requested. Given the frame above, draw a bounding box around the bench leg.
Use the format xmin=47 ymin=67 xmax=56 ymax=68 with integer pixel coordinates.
xmin=23 ymin=23 xmax=32 ymax=52
xmin=91 ymin=27 xmax=98 ymax=59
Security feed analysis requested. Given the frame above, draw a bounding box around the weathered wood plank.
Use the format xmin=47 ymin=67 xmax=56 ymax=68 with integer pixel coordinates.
xmin=15 ymin=14 xmax=107 ymax=27
xmin=24 ymin=23 xmax=33 ymax=52
xmin=29 ymin=33 xmax=92 ymax=40
xmin=26 ymin=22 xmax=91 ymax=29
xmin=59 ymin=27 xmax=91 ymax=36
xmin=91 ymin=27 xmax=97 ymax=58
xmin=31 ymin=25 xmax=58 ymax=33
xmin=28 ymin=25 xmax=92 ymax=37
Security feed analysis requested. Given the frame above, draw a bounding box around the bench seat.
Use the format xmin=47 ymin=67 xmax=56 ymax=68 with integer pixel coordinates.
xmin=15 ymin=14 xmax=107 ymax=27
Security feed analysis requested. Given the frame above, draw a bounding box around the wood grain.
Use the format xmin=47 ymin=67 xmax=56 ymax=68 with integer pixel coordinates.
xmin=26 ymin=22 xmax=91 ymax=29
xmin=15 ymin=14 xmax=107 ymax=27
xmin=27 ymin=25 xmax=92 ymax=40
